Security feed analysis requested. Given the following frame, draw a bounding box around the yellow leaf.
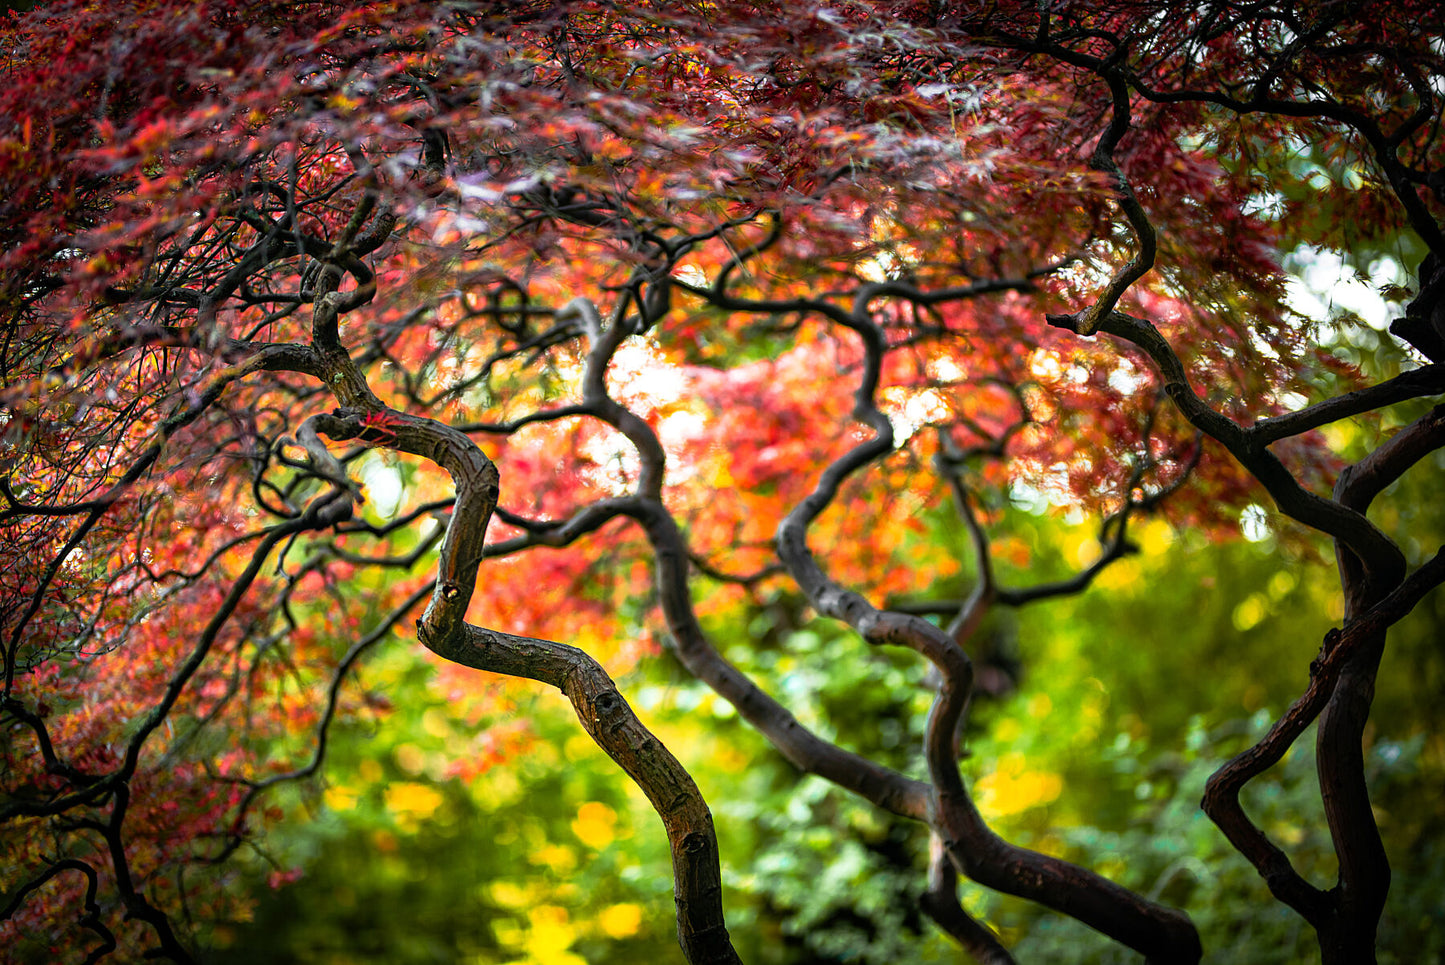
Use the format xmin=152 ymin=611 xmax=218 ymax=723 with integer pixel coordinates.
xmin=598 ymin=903 xmax=643 ymax=939
xmin=529 ymin=844 xmax=577 ymax=874
xmin=976 ymin=756 xmax=1063 ymax=817
xmin=525 ymin=905 xmax=580 ymax=962
xmin=571 ymin=801 xmax=616 ymax=850
xmin=323 ymin=785 xmax=359 ymax=811
xmin=384 ymin=781 xmax=444 ymax=818
xmin=490 ymin=880 xmax=532 ymax=909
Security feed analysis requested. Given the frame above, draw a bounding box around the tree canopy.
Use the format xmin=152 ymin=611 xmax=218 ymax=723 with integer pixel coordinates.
xmin=1 ymin=2 xmax=1442 ymax=963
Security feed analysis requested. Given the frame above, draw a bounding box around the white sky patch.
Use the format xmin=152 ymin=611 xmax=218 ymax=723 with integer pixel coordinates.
xmin=674 ymin=264 xmax=708 ymax=288
xmin=1240 ymin=503 xmax=1272 ymax=542
xmin=1242 ymin=189 xmax=1287 ymax=220
xmin=512 ymin=334 xmax=705 ymax=495
xmin=1284 ymin=245 xmax=1405 ymax=330
xmin=1248 ymin=328 xmax=1282 ymax=360
xmin=658 ymin=409 xmax=706 ymax=446
xmin=581 ymin=436 xmax=641 ymax=496
xmin=1278 ymin=390 xmax=1309 ymax=411
xmin=882 ymin=387 xmax=950 ymax=444
xmin=1029 ymin=348 xmax=1064 ymax=381
xmin=361 ymin=461 xmax=405 ymax=520
xmin=58 ymin=543 xmax=89 ymax=577
xmin=1009 ymin=478 xmax=1050 ymax=514
xmin=1009 ymin=463 xmax=1077 ymax=514
xmin=930 ymin=355 xmax=965 ymax=382
xmin=609 ymin=339 xmax=688 ymax=405
xmin=857 ymin=250 xmax=901 ymax=283
xmin=1107 ymin=357 xmax=1145 ymax=394
xmin=580 ymin=337 xmax=698 ymax=494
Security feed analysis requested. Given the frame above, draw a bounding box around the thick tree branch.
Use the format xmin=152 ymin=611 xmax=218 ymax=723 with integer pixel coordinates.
xmin=767 ymin=299 xmax=1201 ymax=963
xmin=301 ymin=344 xmax=742 ymax=964
xmin=921 ymin=835 xmax=1016 ymax=965
xmin=1203 ymin=546 xmax=1445 ymax=924
xmin=1251 ymin=367 xmax=1445 ymax=445
xmin=1054 ymin=309 xmax=1406 ymax=591
xmin=422 ymin=622 xmax=741 ymax=965
xmin=1335 ymin=404 xmax=1445 ymax=514
xmin=0 ymin=860 xmax=116 ymax=964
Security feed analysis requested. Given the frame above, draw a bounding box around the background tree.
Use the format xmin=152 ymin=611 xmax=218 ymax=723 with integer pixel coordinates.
xmin=1 ymin=2 xmax=1441 ymax=963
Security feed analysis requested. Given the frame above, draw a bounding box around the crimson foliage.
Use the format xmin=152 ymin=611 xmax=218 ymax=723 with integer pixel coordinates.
xmin=2 ymin=3 xmax=1442 ymax=963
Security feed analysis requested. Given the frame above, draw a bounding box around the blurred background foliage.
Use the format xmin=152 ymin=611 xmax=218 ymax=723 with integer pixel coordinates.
xmin=0 ymin=7 xmax=1436 ymax=959
xmin=203 ymin=190 xmax=1443 ymax=960
xmin=201 ymin=408 xmax=1443 ymax=964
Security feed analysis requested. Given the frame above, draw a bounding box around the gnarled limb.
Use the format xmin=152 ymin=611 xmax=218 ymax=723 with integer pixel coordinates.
xmin=1203 ymin=548 xmax=1445 ymax=931
xmin=921 ymin=835 xmax=1016 ymax=965
xmin=1055 ymin=309 xmax=1406 ymax=592
xmin=301 ymin=383 xmax=743 ymax=965
xmin=766 ymin=297 xmax=1202 ymax=963
xmin=423 ymin=621 xmax=741 ymax=965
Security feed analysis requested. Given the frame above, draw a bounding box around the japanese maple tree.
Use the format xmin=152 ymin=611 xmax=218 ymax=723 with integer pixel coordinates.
xmin=2 ymin=1 xmax=1442 ymax=963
